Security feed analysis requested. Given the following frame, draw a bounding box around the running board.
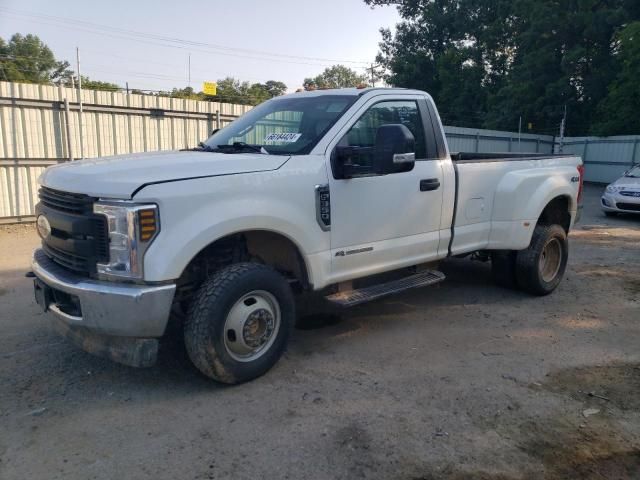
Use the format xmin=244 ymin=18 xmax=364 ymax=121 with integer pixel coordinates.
xmin=325 ymin=270 xmax=446 ymax=307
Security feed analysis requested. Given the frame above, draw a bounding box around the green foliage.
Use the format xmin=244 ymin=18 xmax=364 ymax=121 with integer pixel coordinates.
xmin=591 ymin=22 xmax=640 ymax=136
xmin=367 ymin=0 xmax=640 ymax=135
xmin=303 ymin=65 xmax=368 ymax=90
xmin=79 ymin=76 xmax=121 ymax=92
xmin=204 ymin=77 xmax=287 ymax=105
xmin=0 ymin=33 xmax=72 ymax=84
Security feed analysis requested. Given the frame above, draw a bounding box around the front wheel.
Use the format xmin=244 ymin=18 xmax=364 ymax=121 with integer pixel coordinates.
xmin=515 ymin=225 xmax=569 ymax=296
xmin=184 ymin=263 xmax=295 ymax=384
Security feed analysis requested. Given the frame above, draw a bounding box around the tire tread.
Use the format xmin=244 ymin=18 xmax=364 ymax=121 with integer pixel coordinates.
xmin=184 ymin=263 xmax=293 ymax=384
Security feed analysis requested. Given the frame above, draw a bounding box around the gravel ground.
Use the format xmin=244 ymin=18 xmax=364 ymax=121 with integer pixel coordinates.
xmin=1 ymin=184 xmax=639 ymax=480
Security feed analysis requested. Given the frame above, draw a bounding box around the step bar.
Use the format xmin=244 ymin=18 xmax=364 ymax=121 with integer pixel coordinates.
xmin=325 ymin=270 xmax=446 ymax=307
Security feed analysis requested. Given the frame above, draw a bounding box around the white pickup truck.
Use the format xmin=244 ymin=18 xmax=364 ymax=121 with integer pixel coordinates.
xmin=31 ymin=88 xmax=584 ymax=383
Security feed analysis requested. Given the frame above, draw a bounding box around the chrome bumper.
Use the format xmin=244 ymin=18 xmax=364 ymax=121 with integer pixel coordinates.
xmin=32 ymin=249 xmax=176 ymax=338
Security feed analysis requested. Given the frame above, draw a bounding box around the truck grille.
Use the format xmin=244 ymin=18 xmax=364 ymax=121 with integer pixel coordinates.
xmin=616 ymin=202 xmax=640 ymax=212
xmin=37 ymin=188 xmax=109 ymax=275
xmin=42 ymin=243 xmax=90 ymax=272
xmin=39 ymin=187 xmax=94 ymax=215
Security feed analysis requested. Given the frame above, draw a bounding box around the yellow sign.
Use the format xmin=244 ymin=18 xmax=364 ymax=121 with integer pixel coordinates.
xmin=203 ymin=81 xmax=217 ymax=96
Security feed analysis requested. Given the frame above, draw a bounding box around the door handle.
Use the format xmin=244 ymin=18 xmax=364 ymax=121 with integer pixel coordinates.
xmin=420 ymin=178 xmax=440 ymax=191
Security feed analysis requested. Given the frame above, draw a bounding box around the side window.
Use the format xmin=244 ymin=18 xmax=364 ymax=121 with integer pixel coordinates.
xmin=340 ymin=100 xmax=427 ymax=172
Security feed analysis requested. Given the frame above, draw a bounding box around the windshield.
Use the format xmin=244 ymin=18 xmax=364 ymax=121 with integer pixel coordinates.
xmin=625 ymin=165 xmax=640 ymax=178
xmin=202 ymin=94 xmax=357 ymax=155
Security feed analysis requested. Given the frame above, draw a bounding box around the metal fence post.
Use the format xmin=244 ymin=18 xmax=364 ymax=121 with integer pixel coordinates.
xmin=631 ymin=138 xmax=638 ymax=166
xmin=207 ymin=113 xmax=213 ymax=135
xmin=10 ymin=82 xmax=20 ymax=219
xmin=583 ymin=139 xmax=589 ymax=163
xmin=63 ymin=98 xmax=74 ymax=161
xmin=474 ymin=133 xmax=480 ymax=152
xmin=216 ymin=110 xmax=221 ymax=130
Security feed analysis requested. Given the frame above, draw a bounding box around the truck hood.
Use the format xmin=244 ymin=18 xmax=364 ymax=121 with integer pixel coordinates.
xmin=39 ymin=150 xmax=289 ymax=198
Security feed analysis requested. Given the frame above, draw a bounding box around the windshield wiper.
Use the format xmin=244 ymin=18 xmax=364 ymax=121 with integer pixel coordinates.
xmin=181 ymin=141 xmax=216 ymax=152
xmin=209 ymin=142 xmax=269 ymax=155
xmin=232 ymin=142 xmax=269 ymax=154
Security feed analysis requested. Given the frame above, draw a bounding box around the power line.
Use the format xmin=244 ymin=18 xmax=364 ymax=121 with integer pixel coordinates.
xmin=0 ymin=8 xmax=371 ymax=67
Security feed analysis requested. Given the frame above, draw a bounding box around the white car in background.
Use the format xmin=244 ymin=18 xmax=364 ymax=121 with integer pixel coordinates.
xmin=601 ymin=165 xmax=640 ymax=216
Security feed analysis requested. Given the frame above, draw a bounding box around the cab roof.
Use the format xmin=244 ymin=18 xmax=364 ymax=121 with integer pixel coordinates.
xmin=283 ymin=87 xmax=430 ymax=98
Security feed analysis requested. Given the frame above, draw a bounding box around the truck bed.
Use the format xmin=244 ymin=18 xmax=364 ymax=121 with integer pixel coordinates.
xmin=446 ymin=152 xmax=582 ymax=256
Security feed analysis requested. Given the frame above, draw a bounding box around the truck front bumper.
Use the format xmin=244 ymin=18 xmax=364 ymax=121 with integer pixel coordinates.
xmin=31 ymin=248 xmax=176 ymax=367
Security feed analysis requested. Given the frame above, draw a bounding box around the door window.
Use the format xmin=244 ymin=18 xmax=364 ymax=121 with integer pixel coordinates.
xmin=338 ymin=100 xmax=427 ymax=173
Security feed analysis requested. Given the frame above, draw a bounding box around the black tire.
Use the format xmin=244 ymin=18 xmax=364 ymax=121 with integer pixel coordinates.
xmin=604 ymin=211 xmax=617 ymax=217
xmin=515 ymin=225 xmax=568 ymax=296
xmin=490 ymin=250 xmax=518 ymax=289
xmin=184 ymin=263 xmax=295 ymax=384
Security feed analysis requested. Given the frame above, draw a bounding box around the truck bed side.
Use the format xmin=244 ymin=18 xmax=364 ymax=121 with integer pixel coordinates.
xmin=446 ymin=154 xmax=582 ymax=255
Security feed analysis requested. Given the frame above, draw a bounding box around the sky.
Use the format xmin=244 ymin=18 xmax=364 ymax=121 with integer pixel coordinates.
xmin=0 ymin=0 xmax=400 ymax=92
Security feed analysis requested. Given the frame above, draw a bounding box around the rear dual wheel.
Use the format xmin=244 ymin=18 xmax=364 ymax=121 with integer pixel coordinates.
xmin=491 ymin=224 xmax=568 ymax=296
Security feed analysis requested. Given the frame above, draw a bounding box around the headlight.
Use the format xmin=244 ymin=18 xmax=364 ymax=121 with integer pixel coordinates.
xmin=93 ymin=201 xmax=159 ymax=280
xmin=605 ymin=185 xmax=623 ymax=193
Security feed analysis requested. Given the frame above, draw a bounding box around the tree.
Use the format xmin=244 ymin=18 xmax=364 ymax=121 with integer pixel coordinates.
xmin=0 ymin=33 xmax=72 ymax=84
xmin=303 ymin=65 xmax=368 ymax=90
xmin=80 ymin=76 xmax=121 ymax=92
xmin=168 ymin=86 xmax=201 ymax=100
xmin=365 ymin=0 xmax=512 ymax=128
xmin=263 ymin=80 xmax=287 ymax=97
xmin=592 ymin=22 xmax=640 ymax=136
xmin=366 ymin=0 xmax=640 ymax=135
xmin=485 ymin=0 xmax=630 ymax=134
xmin=207 ymin=77 xmax=287 ymax=105
xmin=247 ymin=80 xmax=287 ymax=104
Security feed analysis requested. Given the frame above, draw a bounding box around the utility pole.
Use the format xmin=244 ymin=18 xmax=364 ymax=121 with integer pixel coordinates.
xmin=369 ymin=63 xmax=376 ymax=87
xmin=126 ymin=81 xmax=129 ymax=95
xmin=76 ymin=47 xmax=85 ymax=159
xmin=188 ymin=53 xmax=191 ymax=88
xmin=558 ymin=104 xmax=567 ymax=153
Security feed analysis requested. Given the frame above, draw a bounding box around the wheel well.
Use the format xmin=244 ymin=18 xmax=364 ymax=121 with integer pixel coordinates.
xmin=177 ymin=231 xmax=310 ymax=296
xmin=537 ymin=196 xmax=571 ymax=232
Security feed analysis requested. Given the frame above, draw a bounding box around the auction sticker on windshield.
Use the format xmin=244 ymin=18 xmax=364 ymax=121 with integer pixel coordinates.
xmin=264 ymin=132 xmax=302 ymax=143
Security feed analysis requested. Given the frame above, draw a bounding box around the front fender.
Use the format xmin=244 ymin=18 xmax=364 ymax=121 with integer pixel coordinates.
xmin=134 ymin=160 xmax=330 ymax=283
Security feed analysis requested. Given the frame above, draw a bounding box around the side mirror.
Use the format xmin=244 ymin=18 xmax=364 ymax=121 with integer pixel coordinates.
xmin=331 ymin=146 xmax=367 ymax=179
xmin=373 ymin=124 xmax=415 ymax=175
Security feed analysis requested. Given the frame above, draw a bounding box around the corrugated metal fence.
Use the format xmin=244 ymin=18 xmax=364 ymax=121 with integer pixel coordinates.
xmin=558 ymin=136 xmax=640 ymax=183
xmin=0 ymin=81 xmax=251 ymax=222
xmin=1 ymin=80 xmax=638 ymax=223
xmin=444 ymin=126 xmax=554 ymax=154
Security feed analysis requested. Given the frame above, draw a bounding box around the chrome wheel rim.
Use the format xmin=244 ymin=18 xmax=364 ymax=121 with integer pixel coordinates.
xmin=539 ymin=237 xmax=562 ymax=283
xmin=223 ymin=290 xmax=281 ymax=362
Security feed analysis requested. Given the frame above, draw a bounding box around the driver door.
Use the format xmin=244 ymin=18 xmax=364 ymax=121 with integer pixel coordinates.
xmin=326 ymin=96 xmax=444 ymax=283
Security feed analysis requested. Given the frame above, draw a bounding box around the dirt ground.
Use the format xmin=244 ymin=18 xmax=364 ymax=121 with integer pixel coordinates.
xmin=1 ymin=184 xmax=639 ymax=480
